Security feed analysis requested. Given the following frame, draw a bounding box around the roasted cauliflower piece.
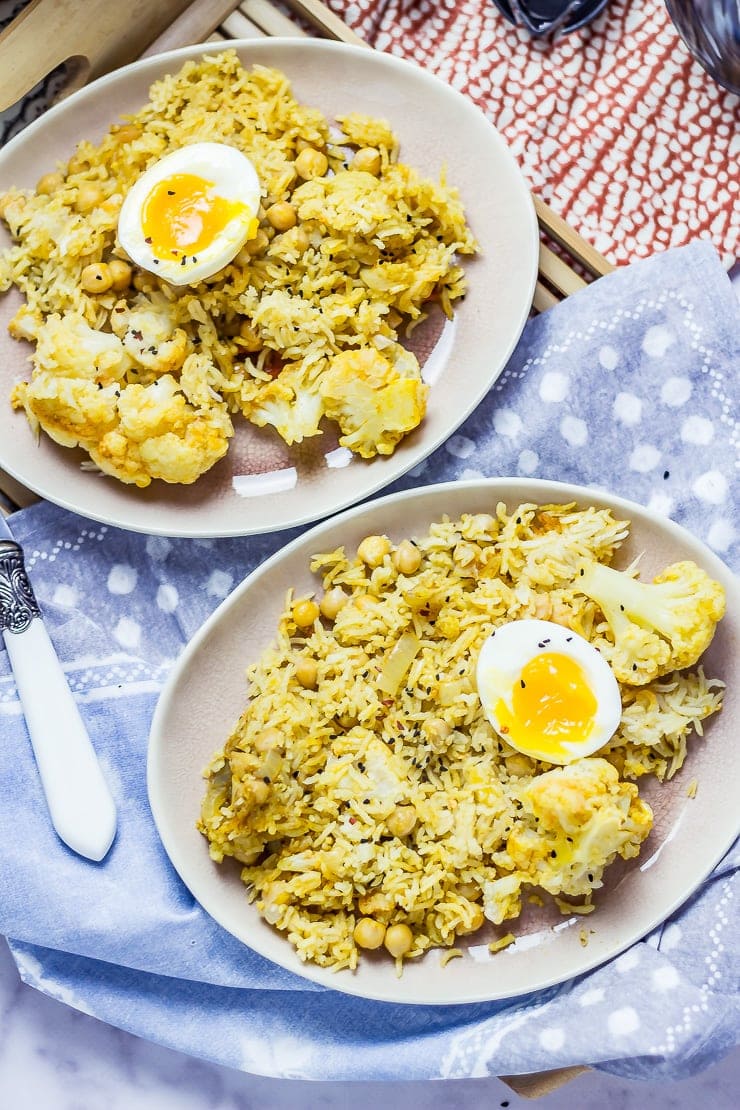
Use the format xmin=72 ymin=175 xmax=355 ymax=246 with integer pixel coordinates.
xmin=491 ymin=758 xmax=652 ymax=912
xmin=577 ymin=559 xmax=726 ymax=686
xmin=90 ymin=375 xmax=232 ymax=486
xmin=319 ymin=345 xmax=428 ymax=458
xmin=110 ymin=298 xmax=189 ymax=373
xmin=12 ymin=374 xmax=119 ymax=449
xmin=247 ymin=360 xmax=325 ymax=445
xmin=32 ymin=311 xmax=132 ymax=381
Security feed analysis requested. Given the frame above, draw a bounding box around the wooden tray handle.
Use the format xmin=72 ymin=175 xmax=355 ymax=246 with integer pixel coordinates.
xmin=0 ymin=0 xmax=195 ymax=114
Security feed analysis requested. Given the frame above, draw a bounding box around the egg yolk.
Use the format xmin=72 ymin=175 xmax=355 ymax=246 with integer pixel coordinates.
xmin=495 ymin=652 xmax=598 ymax=758
xmin=141 ymin=173 xmax=252 ymax=259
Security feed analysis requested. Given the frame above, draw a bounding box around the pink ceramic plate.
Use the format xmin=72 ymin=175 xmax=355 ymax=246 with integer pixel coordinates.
xmin=148 ymin=478 xmax=740 ymax=1004
xmin=0 ymin=39 xmax=538 ymax=537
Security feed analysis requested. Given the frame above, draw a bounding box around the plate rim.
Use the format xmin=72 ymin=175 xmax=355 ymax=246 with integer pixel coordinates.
xmin=0 ymin=38 xmax=539 ymax=538
xmin=147 ymin=476 xmax=740 ymax=1005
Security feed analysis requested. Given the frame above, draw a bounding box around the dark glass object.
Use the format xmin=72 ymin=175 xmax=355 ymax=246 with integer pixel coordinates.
xmin=490 ymin=0 xmax=610 ymax=37
xmin=665 ymin=0 xmax=740 ymax=94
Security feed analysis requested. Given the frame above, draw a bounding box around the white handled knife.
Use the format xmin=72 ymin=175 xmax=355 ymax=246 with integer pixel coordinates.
xmin=0 ymin=514 xmax=117 ymax=861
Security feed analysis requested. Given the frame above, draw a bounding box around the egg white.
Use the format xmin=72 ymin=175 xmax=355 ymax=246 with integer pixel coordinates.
xmin=117 ymin=142 xmax=261 ymax=285
xmin=476 ymin=618 xmax=622 ymax=765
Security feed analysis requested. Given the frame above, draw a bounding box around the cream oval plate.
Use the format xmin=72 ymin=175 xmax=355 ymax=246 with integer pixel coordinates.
xmin=0 ymin=39 xmax=538 ymax=537
xmin=148 ymin=478 xmax=740 ymax=1005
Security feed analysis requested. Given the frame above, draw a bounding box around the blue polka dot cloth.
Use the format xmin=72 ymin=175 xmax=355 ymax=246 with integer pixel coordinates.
xmin=0 ymin=240 xmax=738 ymax=1082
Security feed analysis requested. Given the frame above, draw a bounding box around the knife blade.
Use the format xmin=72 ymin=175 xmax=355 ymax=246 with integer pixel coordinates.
xmin=0 ymin=514 xmax=117 ymax=861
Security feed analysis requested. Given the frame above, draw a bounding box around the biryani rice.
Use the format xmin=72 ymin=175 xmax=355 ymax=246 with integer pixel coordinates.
xmin=0 ymin=51 xmax=477 ymax=485
xmin=198 ymin=502 xmax=724 ymax=971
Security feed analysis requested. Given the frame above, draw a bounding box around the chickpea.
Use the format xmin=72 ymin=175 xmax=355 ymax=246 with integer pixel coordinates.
xmin=75 ymin=182 xmax=104 ymax=213
xmin=237 ymin=319 xmax=262 ymax=353
xmin=248 ymin=778 xmax=271 ymax=805
xmin=132 ymin=271 xmax=153 ymax=292
xmin=422 ymin=717 xmax=450 ymax=747
xmin=295 ymin=656 xmax=318 ymax=689
xmin=319 ymin=586 xmax=348 ymax=621
xmin=236 ymin=228 xmax=269 ymax=264
xmin=80 ymin=262 xmax=113 ymax=294
xmin=292 ymin=598 xmax=320 ymax=628
xmin=295 ymin=147 xmax=328 ymax=180
xmin=352 ymin=147 xmax=381 ymax=176
xmin=384 ymin=923 xmax=414 ymax=958
xmin=457 ymin=905 xmax=485 ymax=934
xmin=36 ymin=171 xmax=64 ymax=196
xmin=386 ymin=805 xmax=417 ymax=838
xmin=357 ymin=534 xmax=391 ymax=568
xmin=505 ymin=753 xmax=533 ymax=778
xmin=254 ymin=728 xmax=283 ymax=753
xmin=392 ymin=539 xmax=421 ymax=575
xmin=353 ymin=917 xmax=386 ymax=950
xmin=67 ymin=151 xmax=89 ymax=175
xmin=108 ymin=259 xmax=133 ymax=291
xmin=265 ymin=201 xmax=297 ymax=231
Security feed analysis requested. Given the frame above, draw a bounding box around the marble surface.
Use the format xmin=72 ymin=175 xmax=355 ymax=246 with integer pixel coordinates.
xmin=0 ymin=939 xmax=737 ymax=1108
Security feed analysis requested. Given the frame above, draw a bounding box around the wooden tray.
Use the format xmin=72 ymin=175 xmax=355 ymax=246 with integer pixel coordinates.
xmin=0 ymin=7 xmax=602 ymax=1095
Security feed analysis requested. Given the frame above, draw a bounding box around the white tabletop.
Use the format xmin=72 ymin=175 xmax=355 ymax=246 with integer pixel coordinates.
xmin=1 ymin=939 xmax=738 ymax=1108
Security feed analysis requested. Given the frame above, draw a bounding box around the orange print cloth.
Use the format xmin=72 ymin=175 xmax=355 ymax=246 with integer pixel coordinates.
xmin=330 ymin=0 xmax=739 ymax=265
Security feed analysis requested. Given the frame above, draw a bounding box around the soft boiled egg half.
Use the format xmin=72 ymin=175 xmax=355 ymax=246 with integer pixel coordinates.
xmin=117 ymin=142 xmax=261 ymax=285
xmin=476 ymin=619 xmax=622 ymax=765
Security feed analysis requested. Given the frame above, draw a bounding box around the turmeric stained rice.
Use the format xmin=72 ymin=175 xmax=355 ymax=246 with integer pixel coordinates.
xmin=198 ymin=502 xmax=724 ymax=971
xmin=0 ymin=51 xmax=476 ymax=487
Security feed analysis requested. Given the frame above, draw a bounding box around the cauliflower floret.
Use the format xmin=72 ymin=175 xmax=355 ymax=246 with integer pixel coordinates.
xmin=482 ymin=873 xmax=523 ymax=926
xmin=577 ymin=559 xmax=726 ymax=686
xmin=12 ymin=373 xmax=119 ymax=448
xmin=110 ymin=299 xmax=189 ymax=373
xmin=90 ymin=375 xmax=232 ymax=486
xmin=7 ymin=303 xmax=43 ymax=341
xmin=319 ymin=346 xmax=428 ymax=458
xmin=247 ymin=361 xmax=325 ymax=445
xmin=32 ymin=311 xmax=132 ymax=382
xmin=506 ymin=758 xmax=653 ymax=898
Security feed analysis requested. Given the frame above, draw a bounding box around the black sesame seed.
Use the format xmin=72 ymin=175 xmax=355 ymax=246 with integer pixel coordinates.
xmin=144 ymin=236 xmax=152 ymax=244
xmin=663 ymin=470 xmax=670 ymax=480
xmin=550 ymin=850 xmax=557 ymax=858
xmin=580 ymin=568 xmax=585 ymax=576
xmin=620 ymin=604 xmax=625 ymax=611
xmin=566 ymin=636 xmax=573 ymax=642
xmin=263 ymin=776 xmax=270 ymax=784
xmin=520 ymin=679 xmax=526 ymax=689
xmin=588 ymin=873 xmax=594 ymax=882
xmin=167 ymin=189 xmax=175 ymax=196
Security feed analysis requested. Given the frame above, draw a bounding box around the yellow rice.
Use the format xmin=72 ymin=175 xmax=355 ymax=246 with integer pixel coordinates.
xmin=0 ymin=51 xmax=476 ymax=485
xmin=198 ymin=502 xmax=724 ymax=971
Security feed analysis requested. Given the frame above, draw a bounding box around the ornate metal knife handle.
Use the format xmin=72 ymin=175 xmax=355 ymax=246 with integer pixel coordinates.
xmin=0 ymin=538 xmax=41 ymax=635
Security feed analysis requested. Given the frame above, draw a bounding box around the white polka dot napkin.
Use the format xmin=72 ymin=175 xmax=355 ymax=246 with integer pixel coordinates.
xmin=0 ymin=240 xmax=737 ymax=1082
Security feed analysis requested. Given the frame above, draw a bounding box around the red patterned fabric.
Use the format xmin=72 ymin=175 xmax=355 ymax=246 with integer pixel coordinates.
xmin=328 ymin=0 xmax=739 ymax=265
